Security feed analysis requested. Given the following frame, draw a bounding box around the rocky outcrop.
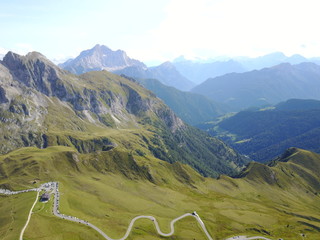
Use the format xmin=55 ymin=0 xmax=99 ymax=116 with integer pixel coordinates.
xmin=2 ymin=52 xmax=105 ymax=117
xmin=0 ymin=86 xmax=8 ymax=103
xmin=2 ymin=51 xmax=67 ymax=98
xmin=123 ymin=83 xmax=149 ymax=115
xmin=154 ymin=106 xmax=184 ymax=132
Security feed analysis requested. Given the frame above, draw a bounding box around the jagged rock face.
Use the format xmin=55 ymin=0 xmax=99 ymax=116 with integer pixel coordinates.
xmin=0 ymin=86 xmax=8 ymax=103
xmin=2 ymin=51 xmax=68 ymax=98
xmin=123 ymin=83 xmax=150 ymax=115
xmin=154 ymin=106 xmax=184 ymax=132
xmin=2 ymin=52 xmax=111 ymax=117
xmin=60 ymin=44 xmax=147 ymax=74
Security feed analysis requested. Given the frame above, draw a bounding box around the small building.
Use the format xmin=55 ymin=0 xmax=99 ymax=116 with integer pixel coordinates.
xmin=40 ymin=192 xmax=50 ymax=202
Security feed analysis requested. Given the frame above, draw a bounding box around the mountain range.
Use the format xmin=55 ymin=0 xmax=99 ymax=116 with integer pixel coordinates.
xmin=61 ymin=45 xmax=320 ymax=92
xmin=173 ymin=58 xmax=246 ymax=84
xmin=60 ymin=45 xmax=209 ymax=123
xmin=236 ymin=52 xmax=309 ymax=70
xmin=60 ymin=45 xmax=320 ymax=113
xmin=0 ymin=51 xmax=247 ymax=177
xmin=199 ymin=99 xmax=320 ymax=162
xmin=192 ymin=62 xmax=320 ymax=111
xmin=173 ymin=52 xmax=318 ymax=84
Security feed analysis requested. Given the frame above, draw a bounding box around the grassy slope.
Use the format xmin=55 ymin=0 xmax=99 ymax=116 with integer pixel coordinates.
xmin=0 ymin=147 xmax=320 ymax=239
xmin=42 ymin=100 xmax=242 ymax=178
xmin=0 ymin=192 xmax=35 ymax=240
xmin=138 ymin=78 xmax=225 ymax=125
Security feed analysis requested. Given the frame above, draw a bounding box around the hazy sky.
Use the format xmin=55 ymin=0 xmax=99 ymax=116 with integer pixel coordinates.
xmin=1 ymin=0 xmax=320 ymax=65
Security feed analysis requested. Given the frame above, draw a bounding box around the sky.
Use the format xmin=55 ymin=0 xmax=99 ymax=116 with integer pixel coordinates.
xmin=1 ymin=0 xmax=320 ymax=65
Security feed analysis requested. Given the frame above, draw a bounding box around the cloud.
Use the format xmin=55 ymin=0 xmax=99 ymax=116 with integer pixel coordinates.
xmin=139 ymin=0 xmax=320 ymax=61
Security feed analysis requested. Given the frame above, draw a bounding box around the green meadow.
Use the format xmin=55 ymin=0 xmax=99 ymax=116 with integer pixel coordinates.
xmin=0 ymin=146 xmax=319 ymax=239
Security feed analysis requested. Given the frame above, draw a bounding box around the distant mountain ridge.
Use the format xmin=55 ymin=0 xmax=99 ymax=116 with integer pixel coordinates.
xmin=172 ymin=52 xmax=314 ymax=84
xmin=192 ymin=62 xmax=320 ymax=111
xmin=60 ymin=45 xmax=194 ymax=91
xmin=235 ymin=52 xmax=309 ymax=70
xmin=115 ymin=61 xmax=195 ymax=91
xmin=173 ymin=59 xmax=246 ymax=84
xmin=60 ymin=47 xmax=320 ymax=92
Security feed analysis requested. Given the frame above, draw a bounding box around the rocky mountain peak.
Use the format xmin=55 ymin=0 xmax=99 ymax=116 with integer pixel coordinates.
xmin=60 ymin=44 xmax=147 ymax=74
xmin=26 ymin=51 xmax=48 ymax=61
xmin=83 ymin=44 xmax=112 ymax=57
xmin=2 ymin=51 xmax=22 ymax=68
xmin=92 ymin=43 xmax=107 ymax=50
xmin=1 ymin=51 xmax=64 ymax=97
xmin=2 ymin=51 xmax=59 ymax=71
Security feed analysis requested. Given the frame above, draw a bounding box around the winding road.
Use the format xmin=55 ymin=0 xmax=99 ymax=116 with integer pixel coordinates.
xmin=1 ymin=182 xmax=273 ymax=240
xmin=50 ymin=182 xmax=214 ymax=240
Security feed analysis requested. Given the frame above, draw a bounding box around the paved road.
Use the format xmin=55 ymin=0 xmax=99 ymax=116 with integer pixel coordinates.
xmin=19 ymin=190 xmax=40 ymax=240
xmin=105 ymin=213 xmax=213 ymax=240
xmin=1 ymin=182 xmax=274 ymax=240
xmin=0 ymin=188 xmax=38 ymax=195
